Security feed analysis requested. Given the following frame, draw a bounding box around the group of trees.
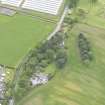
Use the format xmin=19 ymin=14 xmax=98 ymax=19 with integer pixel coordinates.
xmin=67 ymin=0 xmax=80 ymax=8
xmin=15 ymin=31 xmax=67 ymax=101
xmin=78 ymin=33 xmax=93 ymax=64
xmin=90 ymin=0 xmax=98 ymax=5
xmin=64 ymin=16 xmax=78 ymax=26
xmin=67 ymin=0 xmax=98 ymax=9
xmin=66 ymin=0 xmax=98 ymax=25
xmin=64 ymin=0 xmax=99 ymax=31
xmin=55 ymin=50 xmax=67 ymax=69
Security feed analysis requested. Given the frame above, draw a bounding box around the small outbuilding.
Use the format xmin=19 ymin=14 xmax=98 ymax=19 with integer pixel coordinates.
xmin=30 ymin=73 xmax=48 ymax=86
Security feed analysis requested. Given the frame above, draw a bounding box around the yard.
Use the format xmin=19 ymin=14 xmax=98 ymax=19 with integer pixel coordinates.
xmin=0 ymin=13 xmax=55 ymax=67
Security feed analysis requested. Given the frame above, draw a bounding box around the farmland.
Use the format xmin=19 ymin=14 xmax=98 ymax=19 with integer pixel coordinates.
xmin=17 ymin=23 xmax=105 ymax=105
xmin=0 ymin=14 xmax=55 ymax=67
xmin=16 ymin=0 xmax=105 ymax=105
xmin=0 ymin=0 xmax=105 ymax=105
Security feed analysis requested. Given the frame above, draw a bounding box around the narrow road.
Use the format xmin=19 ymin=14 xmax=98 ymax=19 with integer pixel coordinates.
xmin=47 ymin=6 xmax=69 ymax=40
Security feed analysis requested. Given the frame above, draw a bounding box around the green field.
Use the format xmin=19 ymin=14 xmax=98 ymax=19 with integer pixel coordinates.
xmin=16 ymin=0 xmax=105 ymax=105
xmin=0 ymin=14 xmax=55 ymax=67
xmin=18 ymin=23 xmax=105 ymax=105
xmin=78 ymin=0 xmax=105 ymax=28
xmin=1 ymin=0 xmax=105 ymax=105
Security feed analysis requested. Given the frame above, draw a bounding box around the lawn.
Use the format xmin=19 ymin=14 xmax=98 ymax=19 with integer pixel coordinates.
xmin=0 ymin=14 xmax=55 ymax=67
xmin=17 ymin=23 xmax=105 ymax=105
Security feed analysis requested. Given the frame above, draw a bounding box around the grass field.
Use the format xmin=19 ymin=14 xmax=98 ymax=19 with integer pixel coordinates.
xmin=16 ymin=1 xmax=105 ymax=104
xmin=17 ymin=23 xmax=105 ymax=105
xmin=78 ymin=0 xmax=105 ymax=29
xmin=0 ymin=13 xmax=55 ymax=67
xmin=1 ymin=0 xmax=105 ymax=105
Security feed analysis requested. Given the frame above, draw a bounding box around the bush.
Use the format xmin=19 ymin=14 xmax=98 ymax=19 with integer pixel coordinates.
xmin=78 ymin=33 xmax=93 ymax=64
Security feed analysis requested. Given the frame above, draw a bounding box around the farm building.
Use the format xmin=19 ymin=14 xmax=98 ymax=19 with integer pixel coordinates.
xmin=0 ymin=0 xmax=63 ymax=15
xmin=30 ymin=73 xmax=48 ymax=86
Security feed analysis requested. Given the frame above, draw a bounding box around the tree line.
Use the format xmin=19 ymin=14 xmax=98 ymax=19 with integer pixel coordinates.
xmin=14 ymin=31 xmax=68 ymax=101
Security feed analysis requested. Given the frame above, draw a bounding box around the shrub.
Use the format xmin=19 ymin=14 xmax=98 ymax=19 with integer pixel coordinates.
xmin=78 ymin=33 xmax=93 ymax=64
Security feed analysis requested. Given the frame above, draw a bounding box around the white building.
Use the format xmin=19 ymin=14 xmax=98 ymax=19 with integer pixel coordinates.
xmin=1 ymin=0 xmax=23 ymax=7
xmin=0 ymin=0 xmax=63 ymax=15
xmin=22 ymin=0 xmax=63 ymax=15
xmin=30 ymin=73 xmax=48 ymax=86
xmin=9 ymin=98 xmax=14 ymax=105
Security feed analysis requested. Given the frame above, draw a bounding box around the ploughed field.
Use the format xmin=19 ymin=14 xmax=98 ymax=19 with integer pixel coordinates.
xmin=0 ymin=14 xmax=55 ymax=67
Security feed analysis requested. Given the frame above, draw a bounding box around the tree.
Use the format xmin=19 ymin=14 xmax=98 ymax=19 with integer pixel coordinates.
xmin=46 ymin=49 xmax=55 ymax=61
xmin=55 ymin=50 xmax=67 ymax=69
xmin=68 ymin=0 xmax=80 ymax=8
xmin=56 ymin=58 xmax=67 ymax=69
xmin=78 ymin=33 xmax=93 ymax=64
xmin=90 ymin=0 xmax=98 ymax=4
